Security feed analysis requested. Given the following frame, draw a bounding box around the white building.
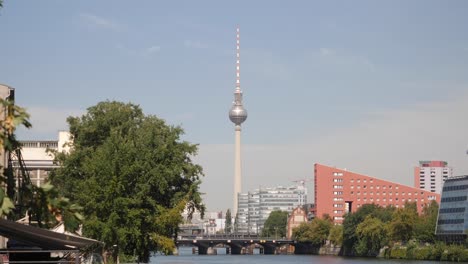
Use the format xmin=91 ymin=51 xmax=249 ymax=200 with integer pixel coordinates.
xmin=414 ymin=160 xmax=453 ymax=194
xmin=14 ymin=131 xmax=71 ymax=187
xmin=237 ymin=185 xmax=307 ymax=234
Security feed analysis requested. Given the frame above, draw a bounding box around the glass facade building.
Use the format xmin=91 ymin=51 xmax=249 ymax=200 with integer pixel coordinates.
xmin=237 ymin=185 xmax=307 ymax=234
xmin=436 ymin=175 xmax=468 ymax=242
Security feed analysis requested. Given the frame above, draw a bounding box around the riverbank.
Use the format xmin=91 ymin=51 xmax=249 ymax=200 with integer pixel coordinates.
xmin=379 ymin=243 xmax=468 ymax=262
xmin=315 ymin=242 xmax=468 ymax=262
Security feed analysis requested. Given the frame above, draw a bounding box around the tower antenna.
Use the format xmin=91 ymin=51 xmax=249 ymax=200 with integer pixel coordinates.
xmin=236 ymin=26 xmax=240 ymax=90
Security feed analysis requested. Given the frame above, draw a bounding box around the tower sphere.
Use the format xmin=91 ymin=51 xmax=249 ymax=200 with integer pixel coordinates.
xmin=229 ymin=105 xmax=248 ymax=125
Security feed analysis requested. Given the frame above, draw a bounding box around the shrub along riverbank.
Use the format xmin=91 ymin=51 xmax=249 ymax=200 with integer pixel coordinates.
xmin=382 ymin=242 xmax=468 ymax=262
xmin=292 ymin=201 xmax=468 ymax=262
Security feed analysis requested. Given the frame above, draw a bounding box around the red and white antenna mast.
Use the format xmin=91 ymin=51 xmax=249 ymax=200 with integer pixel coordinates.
xmin=236 ymin=26 xmax=240 ymax=91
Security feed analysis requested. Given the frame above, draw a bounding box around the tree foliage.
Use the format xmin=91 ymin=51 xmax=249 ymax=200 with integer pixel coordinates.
xmin=224 ymin=209 xmax=232 ymax=234
xmin=389 ymin=203 xmax=418 ymax=243
xmin=355 ymin=215 xmax=387 ymax=256
xmin=342 ymin=201 xmax=443 ymax=257
xmin=0 ymin=98 xmax=31 ymax=217
xmin=292 ymin=218 xmax=332 ymax=246
xmin=262 ymin=210 xmax=288 ymax=238
xmin=50 ymin=101 xmax=205 ymax=262
xmin=328 ymin=224 xmax=343 ymax=246
xmin=343 ymin=204 xmax=388 ymax=254
xmin=414 ymin=201 xmax=439 ymax=243
xmin=233 ymin=212 xmax=239 ymax=233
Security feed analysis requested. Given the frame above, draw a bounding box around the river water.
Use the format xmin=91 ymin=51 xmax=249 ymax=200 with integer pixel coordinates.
xmin=150 ymin=247 xmax=451 ymax=264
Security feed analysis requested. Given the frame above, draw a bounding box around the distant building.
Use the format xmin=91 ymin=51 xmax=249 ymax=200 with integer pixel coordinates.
xmin=436 ymin=175 xmax=468 ymax=243
xmin=13 ymin=131 xmax=71 ymax=187
xmin=180 ymin=209 xmax=227 ymax=236
xmin=314 ymin=163 xmax=440 ymax=224
xmin=205 ymin=219 xmax=217 ymax=235
xmin=414 ymin=160 xmax=452 ymax=194
xmin=178 ymin=223 xmax=204 ymax=239
xmin=237 ymin=185 xmax=307 ymax=234
xmin=286 ymin=206 xmax=308 ymax=239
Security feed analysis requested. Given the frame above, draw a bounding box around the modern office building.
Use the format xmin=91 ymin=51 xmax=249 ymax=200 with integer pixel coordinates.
xmin=414 ymin=160 xmax=452 ymax=194
xmin=435 ymin=175 xmax=468 ymax=243
xmin=237 ymin=185 xmax=307 ymax=234
xmin=314 ymin=163 xmax=440 ymax=224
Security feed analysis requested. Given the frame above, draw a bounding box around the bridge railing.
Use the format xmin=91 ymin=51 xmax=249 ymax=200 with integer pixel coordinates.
xmin=178 ymin=233 xmax=288 ymax=241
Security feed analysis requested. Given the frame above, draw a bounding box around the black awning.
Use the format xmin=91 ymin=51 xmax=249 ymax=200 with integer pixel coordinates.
xmin=0 ymin=218 xmax=101 ymax=250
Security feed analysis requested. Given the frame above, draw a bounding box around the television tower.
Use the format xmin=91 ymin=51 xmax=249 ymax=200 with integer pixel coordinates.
xmin=229 ymin=27 xmax=247 ymax=215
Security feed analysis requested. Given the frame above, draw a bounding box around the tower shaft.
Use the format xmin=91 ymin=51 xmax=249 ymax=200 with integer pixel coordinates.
xmin=233 ymin=127 xmax=242 ymax=215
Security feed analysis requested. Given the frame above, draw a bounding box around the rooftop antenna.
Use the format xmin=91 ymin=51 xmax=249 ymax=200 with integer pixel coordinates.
xmin=236 ymin=26 xmax=240 ymax=90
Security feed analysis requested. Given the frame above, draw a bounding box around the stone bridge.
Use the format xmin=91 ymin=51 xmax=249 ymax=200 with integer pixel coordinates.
xmin=176 ymin=237 xmax=295 ymax=255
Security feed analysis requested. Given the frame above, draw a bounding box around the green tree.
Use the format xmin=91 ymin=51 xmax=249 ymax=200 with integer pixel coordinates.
xmin=225 ymin=209 xmax=232 ymax=234
xmin=262 ymin=210 xmax=288 ymax=238
xmin=0 ymin=98 xmax=31 ymax=216
xmin=50 ymin=101 xmax=205 ymax=262
xmin=343 ymin=204 xmax=381 ymax=254
xmin=328 ymin=224 xmax=343 ymax=246
xmin=355 ymin=215 xmax=388 ymax=256
xmin=292 ymin=218 xmax=332 ymax=246
xmin=414 ymin=200 xmax=439 ymax=243
xmin=233 ymin=212 xmax=239 ymax=233
xmin=389 ymin=203 xmax=418 ymax=243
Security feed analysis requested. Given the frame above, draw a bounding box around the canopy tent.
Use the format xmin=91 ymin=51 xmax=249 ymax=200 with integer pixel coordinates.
xmin=0 ymin=218 xmax=101 ymax=250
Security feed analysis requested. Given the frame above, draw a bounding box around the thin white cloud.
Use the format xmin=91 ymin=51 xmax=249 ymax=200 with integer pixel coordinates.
xmin=79 ymin=13 xmax=123 ymax=31
xmin=184 ymin=40 xmax=208 ymax=49
xmin=146 ymin=45 xmax=161 ymax=54
xmin=319 ymin=48 xmax=335 ymax=56
xmin=115 ymin=44 xmax=162 ymax=57
xmin=196 ymin=90 xmax=468 ymax=211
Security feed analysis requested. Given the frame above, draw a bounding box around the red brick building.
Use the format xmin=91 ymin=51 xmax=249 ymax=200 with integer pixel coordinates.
xmin=314 ymin=163 xmax=440 ymax=224
xmin=286 ymin=206 xmax=308 ymax=239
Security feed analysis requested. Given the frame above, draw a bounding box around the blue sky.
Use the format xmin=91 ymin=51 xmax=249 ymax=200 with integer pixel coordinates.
xmin=1 ymin=1 xmax=468 ymax=211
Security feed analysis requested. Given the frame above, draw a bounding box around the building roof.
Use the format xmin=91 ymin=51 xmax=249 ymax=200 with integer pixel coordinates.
xmin=444 ymin=175 xmax=468 ymax=183
xmin=0 ymin=219 xmax=101 ymax=250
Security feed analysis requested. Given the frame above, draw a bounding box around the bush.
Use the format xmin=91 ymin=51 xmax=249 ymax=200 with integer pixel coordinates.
xmin=444 ymin=244 xmax=468 ymax=262
xmin=389 ymin=246 xmax=407 ymax=259
xmin=405 ymin=240 xmax=417 ymax=259
xmin=412 ymin=247 xmax=432 ymax=260
xmin=430 ymin=242 xmax=445 ymax=260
